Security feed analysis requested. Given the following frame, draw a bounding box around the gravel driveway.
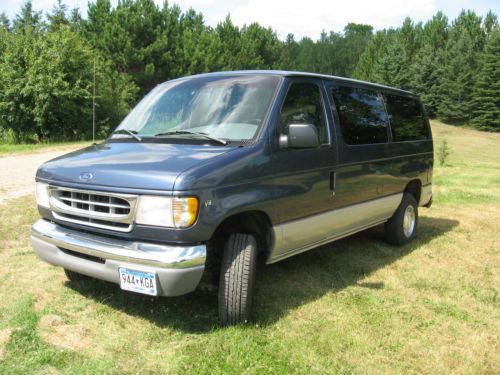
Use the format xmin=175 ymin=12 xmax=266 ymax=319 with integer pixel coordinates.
xmin=0 ymin=147 xmax=83 ymax=205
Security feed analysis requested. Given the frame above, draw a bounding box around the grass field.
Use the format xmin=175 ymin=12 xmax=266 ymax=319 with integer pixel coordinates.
xmin=0 ymin=121 xmax=498 ymax=374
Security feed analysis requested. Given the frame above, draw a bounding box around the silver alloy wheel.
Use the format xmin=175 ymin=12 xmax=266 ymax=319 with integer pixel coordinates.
xmin=402 ymin=205 xmax=416 ymax=238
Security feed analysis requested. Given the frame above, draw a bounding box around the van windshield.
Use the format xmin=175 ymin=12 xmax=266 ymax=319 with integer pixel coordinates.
xmin=112 ymin=75 xmax=280 ymax=143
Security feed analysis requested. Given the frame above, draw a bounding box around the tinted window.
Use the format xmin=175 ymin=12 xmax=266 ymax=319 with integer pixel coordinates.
xmin=280 ymin=83 xmax=328 ymax=144
xmin=384 ymin=94 xmax=428 ymax=141
xmin=331 ymin=86 xmax=388 ymax=145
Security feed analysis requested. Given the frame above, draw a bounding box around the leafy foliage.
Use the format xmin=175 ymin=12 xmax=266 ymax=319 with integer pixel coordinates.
xmin=0 ymin=1 xmax=135 ymax=142
xmin=0 ymin=1 xmax=498 ymax=142
xmin=355 ymin=10 xmax=498 ymax=130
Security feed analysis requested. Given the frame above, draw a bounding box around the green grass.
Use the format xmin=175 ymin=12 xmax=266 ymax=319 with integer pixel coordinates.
xmin=0 ymin=141 xmax=94 ymax=156
xmin=431 ymin=120 xmax=500 ymax=206
xmin=0 ymin=296 xmax=118 ymax=374
xmin=0 ymin=121 xmax=499 ymax=373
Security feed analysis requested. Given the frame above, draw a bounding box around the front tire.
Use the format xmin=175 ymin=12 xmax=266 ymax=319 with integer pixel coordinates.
xmin=218 ymin=233 xmax=258 ymax=326
xmin=64 ymin=268 xmax=88 ymax=283
xmin=384 ymin=193 xmax=418 ymax=246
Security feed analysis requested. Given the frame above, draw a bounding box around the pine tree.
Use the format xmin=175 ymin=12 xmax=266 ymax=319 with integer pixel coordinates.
xmin=47 ymin=0 xmax=69 ymax=31
xmin=421 ymin=11 xmax=448 ymax=51
xmin=352 ymin=30 xmax=387 ymax=81
xmin=436 ymin=31 xmax=476 ymax=123
xmin=471 ymin=27 xmax=500 ymax=131
xmin=0 ymin=12 xmax=10 ymax=31
xmin=437 ymin=11 xmax=485 ymax=124
xmin=213 ymin=15 xmax=242 ymax=70
xmin=178 ymin=8 xmax=211 ymax=75
xmin=13 ymin=1 xmax=42 ymax=32
xmin=296 ymin=37 xmax=319 ymax=72
xmin=69 ymin=8 xmax=82 ymax=32
xmin=315 ymin=30 xmax=336 ymax=74
xmin=338 ymin=23 xmax=373 ymax=77
xmin=238 ymin=23 xmax=282 ymax=70
xmin=409 ymin=12 xmax=448 ymax=116
xmin=483 ymin=10 xmax=498 ymax=35
xmin=410 ymin=44 xmax=443 ymax=117
xmin=279 ymin=33 xmax=299 ymax=70
xmin=370 ymin=28 xmax=414 ymax=90
xmin=373 ymin=33 xmax=409 ymax=87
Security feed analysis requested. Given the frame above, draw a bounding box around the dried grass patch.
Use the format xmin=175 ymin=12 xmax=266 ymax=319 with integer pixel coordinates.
xmin=0 ymin=328 xmax=14 ymax=360
xmin=38 ymin=314 xmax=92 ymax=352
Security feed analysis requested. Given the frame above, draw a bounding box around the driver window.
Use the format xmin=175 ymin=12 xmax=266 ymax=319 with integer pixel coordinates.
xmin=280 ymin=82 xmax=328 ymax=144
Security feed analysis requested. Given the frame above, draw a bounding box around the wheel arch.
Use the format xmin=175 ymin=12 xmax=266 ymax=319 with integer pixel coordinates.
xmin=201 ymin=210 xmax=274 ymax=287
xmin=210 ymin=210 xmax=273 ymax=254
xmin=404 ymin=179 xmax=422 ymax=204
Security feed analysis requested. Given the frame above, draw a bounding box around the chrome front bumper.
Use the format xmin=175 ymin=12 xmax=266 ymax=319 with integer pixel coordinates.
xmin=31 ymin=219 xmax=206 ymax=296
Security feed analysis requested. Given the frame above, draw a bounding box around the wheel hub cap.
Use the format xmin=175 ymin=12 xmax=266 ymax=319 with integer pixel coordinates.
xmin=403 ymin=205 xmax=416 ymax=238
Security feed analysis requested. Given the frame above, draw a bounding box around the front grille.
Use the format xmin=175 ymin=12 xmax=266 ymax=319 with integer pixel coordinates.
xmin=48 ymin=187 xmax=138 ymax=232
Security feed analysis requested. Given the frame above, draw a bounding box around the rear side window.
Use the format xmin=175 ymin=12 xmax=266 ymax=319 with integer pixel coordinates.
xmin=384 ymin=94 xmax=429 ymax=141
xmin=280 ymin=82 xmax=328 ymax=144
xmin=331 ymin=86 xmax=388 ymax=145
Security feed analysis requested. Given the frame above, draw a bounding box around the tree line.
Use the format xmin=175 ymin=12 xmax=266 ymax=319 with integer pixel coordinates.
xmin=0 ymin=0 xmax=498 ymax=142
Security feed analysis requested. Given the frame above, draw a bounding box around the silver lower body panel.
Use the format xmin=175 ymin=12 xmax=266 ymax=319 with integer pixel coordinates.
xmin=268 ymin=193 xmax=403 ymax=263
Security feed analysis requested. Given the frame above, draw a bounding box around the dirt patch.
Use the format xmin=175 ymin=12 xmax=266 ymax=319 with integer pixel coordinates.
xmin=0 ymin=328 xmax=13 ymax=359
xmin=34 ymin=288 xmax=54 ymax=311
xmin=36 ymin=365 xmax=60 ymax=375
xmin=0 ymin=147 xmax=81 ymax=205
xmin=38 ymin=314 xmax=92 ymax=351
xmin=39 ymin=314 xmax=65 ymax=328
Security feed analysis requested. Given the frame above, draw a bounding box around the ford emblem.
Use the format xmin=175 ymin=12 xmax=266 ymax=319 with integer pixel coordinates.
xmin=79 ymin=172 xmax=93 ymax=181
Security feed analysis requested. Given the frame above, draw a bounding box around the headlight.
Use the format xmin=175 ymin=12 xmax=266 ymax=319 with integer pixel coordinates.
xmin=35 ymin=182 xmax=50 ymax=208
xmin=135 ymin=196 xmax=198 ymax=228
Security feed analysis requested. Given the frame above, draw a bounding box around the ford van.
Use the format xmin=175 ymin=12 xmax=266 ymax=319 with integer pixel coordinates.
xmin=31 ymin=71 xmax=433 ymax=325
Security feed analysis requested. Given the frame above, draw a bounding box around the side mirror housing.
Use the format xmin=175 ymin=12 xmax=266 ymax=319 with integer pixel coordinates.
xmin=279 ymin=124 xmax=319 ymax=149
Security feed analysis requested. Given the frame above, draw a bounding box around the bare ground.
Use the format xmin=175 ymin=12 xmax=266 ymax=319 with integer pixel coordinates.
xmin=0 ymin=147 xmax=81 ymax=205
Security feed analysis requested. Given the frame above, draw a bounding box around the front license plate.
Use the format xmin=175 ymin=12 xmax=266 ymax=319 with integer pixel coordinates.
xmin=119 ymin=268 xmax=157 ymax=296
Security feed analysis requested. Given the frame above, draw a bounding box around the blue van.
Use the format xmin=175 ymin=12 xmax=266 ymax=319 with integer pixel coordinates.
xmin=31 ymin=71 xmax=433 ymax=325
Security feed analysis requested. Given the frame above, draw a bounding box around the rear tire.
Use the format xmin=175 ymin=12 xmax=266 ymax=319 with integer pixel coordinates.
xmin=218 ymin=233 xmax=258 ymax=326
xmin=384 ymin=193 xmax=418 ymax=246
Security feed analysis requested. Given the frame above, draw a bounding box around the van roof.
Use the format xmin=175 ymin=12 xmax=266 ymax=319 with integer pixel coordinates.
xmin=181 ymin=70 xmax=416 ymax=97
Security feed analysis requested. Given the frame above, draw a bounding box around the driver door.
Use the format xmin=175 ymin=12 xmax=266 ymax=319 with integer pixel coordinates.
xmin=270 ymin=78 xmax=338 ymax=260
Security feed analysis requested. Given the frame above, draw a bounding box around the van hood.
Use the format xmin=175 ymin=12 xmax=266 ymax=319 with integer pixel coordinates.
xmin=36 ymin=141 xmax=237 ymax=191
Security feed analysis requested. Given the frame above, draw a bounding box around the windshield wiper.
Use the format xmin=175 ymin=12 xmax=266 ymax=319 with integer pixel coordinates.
xmin=153 ymin=130 xmax=227 ymax=145
xmin=112 ymin=129 xmax=142 ymax=142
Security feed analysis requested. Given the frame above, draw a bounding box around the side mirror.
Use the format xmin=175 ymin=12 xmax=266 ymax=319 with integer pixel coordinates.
xmin=279 ymin=124 xmax=319 ymax=149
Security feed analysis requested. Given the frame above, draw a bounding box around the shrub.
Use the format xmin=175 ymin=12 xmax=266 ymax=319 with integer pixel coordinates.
xmin=438 ymin=139 xmax=450 ymax=166
xmin=0 ymin=25 xmax=136 ymax=142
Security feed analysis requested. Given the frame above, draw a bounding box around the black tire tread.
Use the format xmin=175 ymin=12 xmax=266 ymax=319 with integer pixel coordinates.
xmin=64 ymin=268 xmax=88 ymax=282
xmin=219 ymin=233 xmax=258 ymax=326
xmin=384 ymin=193 xmax=419 ymax=246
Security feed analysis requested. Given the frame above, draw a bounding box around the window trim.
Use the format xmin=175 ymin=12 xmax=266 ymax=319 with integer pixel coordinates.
xmin=277 ymin=78 xmax=332 ymax=147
